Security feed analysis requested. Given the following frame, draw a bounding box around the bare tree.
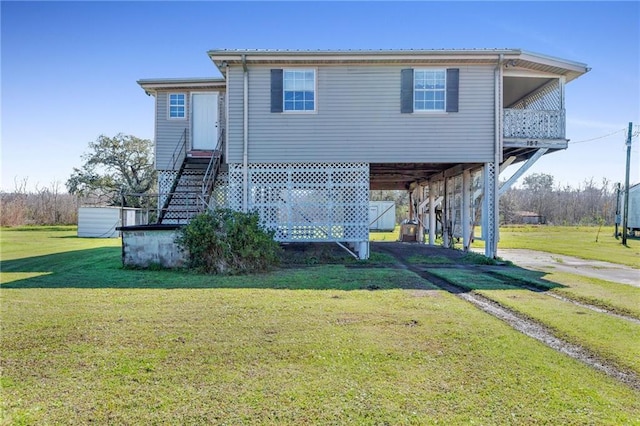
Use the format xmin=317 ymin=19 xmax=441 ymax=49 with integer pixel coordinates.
xmin=501 ymin=176 xmax=617 ymax=226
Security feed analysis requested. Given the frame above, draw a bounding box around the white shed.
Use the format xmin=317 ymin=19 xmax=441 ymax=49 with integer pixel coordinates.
xmin=78 ymin=207 xmax=147 ymax=238
xmin=369 ymin=201 xmax=396 ymax=231
xmin=621 ymin=183 xmax=640 ymax=231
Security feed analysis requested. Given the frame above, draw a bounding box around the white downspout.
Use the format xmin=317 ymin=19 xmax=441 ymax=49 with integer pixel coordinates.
xmin=242 ymin=55 xmax=249 ymax=212
xmin=495 ymin=54 xmax=504 ymax=166
xmin=225 ymin=61 xmax=230 ymax=164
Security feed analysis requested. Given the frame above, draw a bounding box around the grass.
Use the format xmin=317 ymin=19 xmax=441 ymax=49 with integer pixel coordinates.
xmin=491 ymin=268 xmax=640 ymax=319
xmin=492 ymin=225 xmax=639 ymax=268
xmin=2 ymin=227 xmax=640 ymax=424
xmin=407 ymin=254 xmax=454 ymax=265
xmin=374 ymin=224 xmax=638 ymax=268
xmin=483 ymin=290 xmax=640 ymax=375
xmin=427 ymin=267 xmax=640 ymax=375
xmin=369 ymin=228 xmax=399 ymax=242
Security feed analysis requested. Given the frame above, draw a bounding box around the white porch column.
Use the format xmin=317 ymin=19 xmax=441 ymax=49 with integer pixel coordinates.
xmin=442 ymin=178 xmax=450 ymax=248
xmin=483 ymin=162 xmax=499 ymax=258
xmin=462 ymin=169 xmax=471 ymax=251
xmin=428 ymin=181 xmax=436 ymax=246
xmin=416 ymin=187 xmax=425 ymax=243
xmin=358 ymin=241 xmax=369 ymax=260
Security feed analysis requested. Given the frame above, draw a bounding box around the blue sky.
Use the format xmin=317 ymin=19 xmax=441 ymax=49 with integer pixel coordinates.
xmin=1 ymin=1 xmax=639 ymax=192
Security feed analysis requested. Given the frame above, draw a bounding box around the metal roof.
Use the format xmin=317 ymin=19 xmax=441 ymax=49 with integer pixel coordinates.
xmin=207 ymin=48 xmax=589 ymax=82
xmin=136 ymin=49 xmax=589 ymax=93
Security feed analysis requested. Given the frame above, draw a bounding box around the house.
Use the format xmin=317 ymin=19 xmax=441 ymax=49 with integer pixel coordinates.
xmin=137 ymin=49 xmax=589 ymax=260
xmin=514 ymin=210 xmax=547 ymax=225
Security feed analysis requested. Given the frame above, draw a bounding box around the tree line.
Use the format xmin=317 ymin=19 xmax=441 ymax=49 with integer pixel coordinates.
xmin=372 ymin=173 xmax=620 ymax=227
xmin=2 ymin=174 xmax=622 ymax=227
xmin=1 ymin=134 xmax=156 ymax=227
xmin=1 ymin=179 xmax=79 ymax=226
xmin=500 ymin=173 xmax=618 ymax=226
xmin=0 ymin=133 xmax=623 ymax=228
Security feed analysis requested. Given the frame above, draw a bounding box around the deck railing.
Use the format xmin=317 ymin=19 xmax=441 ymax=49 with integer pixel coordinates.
xmin=503 ymin=109 xmax=565 ymax=139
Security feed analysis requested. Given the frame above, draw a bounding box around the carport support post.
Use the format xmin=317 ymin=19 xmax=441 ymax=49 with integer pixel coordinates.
xmin=428 ymin=181 xmax=436 ymax=245
xmin=358 ymin=241 xmax=369 ymax=260
xmin=483 ymin=162 xmax=498 ymax=258
xmin=462 ymin=169 xmax=471 ymax=251
xmin=442 ymin=178 xmax=450 ymax=248
xmin=416 ymin=188 xmax=424 ymax=243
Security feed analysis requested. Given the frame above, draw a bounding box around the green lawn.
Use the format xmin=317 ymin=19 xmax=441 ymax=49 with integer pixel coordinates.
xmin=427 ymin=268 xmax=640 ymax=376
xmin=2 ymin=227 xmax=639 ymax=424
xmin=372 ymin=225 xmax=639 ymax=268
xmin=491 ymin=268 xmax=640 ymax=319
xmin=487 ymin=225 xmax=639 ymax=268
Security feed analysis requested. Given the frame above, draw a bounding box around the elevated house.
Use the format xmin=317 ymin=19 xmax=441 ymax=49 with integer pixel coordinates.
xmin=137 ymin=49 xmax=589 ymax=260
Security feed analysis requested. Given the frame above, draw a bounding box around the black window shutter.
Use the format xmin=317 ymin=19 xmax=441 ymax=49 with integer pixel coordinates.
xmin=270 ymin=69 xmax=283 ymax=113
xmin=446 ymin=68 xmax=459 ymax=112
xmin=400 ymin=68 xmax=414 ymax=113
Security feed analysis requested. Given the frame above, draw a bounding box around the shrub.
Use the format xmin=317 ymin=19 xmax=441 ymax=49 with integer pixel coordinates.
xmin=176 ymin=209 xmax=281 ymax=275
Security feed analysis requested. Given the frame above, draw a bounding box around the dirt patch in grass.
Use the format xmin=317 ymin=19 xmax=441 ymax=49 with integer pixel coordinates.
xmin=279 ymin=243 xmax=358 ymax=266
xmin=406 ymin=289 xmax=442 ymax=298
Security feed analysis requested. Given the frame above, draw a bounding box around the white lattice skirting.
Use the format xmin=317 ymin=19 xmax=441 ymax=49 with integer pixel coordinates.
xmin=158 ymin=170 xmax=178 ymax=211
xmin=209 ymin=163 xmax=370 ymax=243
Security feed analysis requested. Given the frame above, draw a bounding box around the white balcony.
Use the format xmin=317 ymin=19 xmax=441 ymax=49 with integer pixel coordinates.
xmin=503 ymin=109 xmax=566 ymax=140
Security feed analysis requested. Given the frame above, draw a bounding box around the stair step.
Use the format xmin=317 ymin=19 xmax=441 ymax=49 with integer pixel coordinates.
xmin=158 ymin=152 xmax=220 ymax=224
xmin=187 ymin=150 xmax=221 ymax=159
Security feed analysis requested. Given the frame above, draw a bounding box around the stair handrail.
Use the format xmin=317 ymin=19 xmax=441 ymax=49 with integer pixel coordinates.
xmin=167 ymin=129 xmax=188 ymax=171
xmin=201 ymin=128 xmax=225 ymax=208
xmin=157 ymin=129 xmax=189 ymax=223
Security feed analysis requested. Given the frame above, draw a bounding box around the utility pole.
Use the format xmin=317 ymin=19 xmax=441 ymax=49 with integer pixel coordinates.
xmin=614 ymin=182 xmax=621 ymax=239
xmin=622 ymin=122 xmax=633 ymax=245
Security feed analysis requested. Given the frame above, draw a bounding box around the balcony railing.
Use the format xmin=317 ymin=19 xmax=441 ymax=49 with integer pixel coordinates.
xmin=503 ymin=109 xmax=565 ymax=140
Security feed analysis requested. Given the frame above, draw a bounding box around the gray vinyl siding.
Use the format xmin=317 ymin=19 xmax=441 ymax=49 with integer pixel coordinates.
xmin=155 ymin=91 xmax=190 ymax=170
xmin=154 ymin=90 xmax=226 ymax=170
xmin=227 ymin=65 xmax=495 ymax=164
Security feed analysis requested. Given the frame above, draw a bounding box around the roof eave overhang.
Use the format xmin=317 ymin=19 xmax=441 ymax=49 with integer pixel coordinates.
xmin=207 ymin=49 xmax=589 ymax=81
xmin=208 ymin=49 xmax=521 ymax=74
xmin=516 ymin=51 xmax=590 ymax=82
xmin=137 ymin=78 xmax=226 ymax=95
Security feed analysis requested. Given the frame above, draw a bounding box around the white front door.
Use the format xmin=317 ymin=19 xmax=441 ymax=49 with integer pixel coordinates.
xmin=191 ymin=93 xmax=219 ymax=150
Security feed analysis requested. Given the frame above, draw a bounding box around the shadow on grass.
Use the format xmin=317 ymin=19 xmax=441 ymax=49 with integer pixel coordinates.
xmin=428 ymin=266 xmax=567 ymax=292
xmin=372 ymin=242 xmax=566 ymax=292
xmin=1 ymin=242 xmax=566 ymax=292
xmin=0 ymin=246 xmax=435 ymax=291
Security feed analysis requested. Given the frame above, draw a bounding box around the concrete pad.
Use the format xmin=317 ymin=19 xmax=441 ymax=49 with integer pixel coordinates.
xmin=495 ymin=249 xmax=639 ymax=287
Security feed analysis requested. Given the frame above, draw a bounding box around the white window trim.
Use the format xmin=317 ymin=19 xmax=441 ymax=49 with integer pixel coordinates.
xmin=282 ymin=68 xmax=317 ymax=114
xmin=168 ymin=92 xmax=187 ymax=120
xmin=413 ymin=69 xmax=447 ymax=113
